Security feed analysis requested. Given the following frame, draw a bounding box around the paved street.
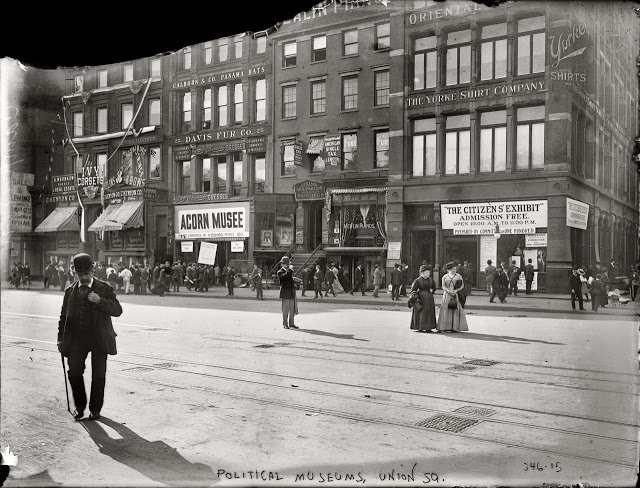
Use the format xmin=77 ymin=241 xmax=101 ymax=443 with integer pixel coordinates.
xmin=1 ymin=286 xmax=638 ymax=487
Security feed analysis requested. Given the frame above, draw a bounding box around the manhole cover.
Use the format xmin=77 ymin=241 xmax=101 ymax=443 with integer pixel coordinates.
xmin=153 ymin=363 xmax=179 ymax=368
xmin=447 ymin=365 xmax=477 ymax=371
xmin=254 ymin=344 xmax=276 ymax=348
xmin=122 ymin=366 xmax=154 ymax=373
xmin=463 ymin=359 xmax=500 ymax=367
xmin=416 ymin=414 xmax=480 ymax=433
xmin=454 ymin=406 xmax=497 ymax=417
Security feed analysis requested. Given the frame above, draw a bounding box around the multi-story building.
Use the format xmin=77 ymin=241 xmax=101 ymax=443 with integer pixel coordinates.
xmin=36 ymin=55 xmax=169 ymax=268
xmin=268 ymin=0 xmax=394 ymax=283
xmin=167 ymin=32 xmax=272 ymax=275
xmin=392 ymin=0 xmax=639 ymax=292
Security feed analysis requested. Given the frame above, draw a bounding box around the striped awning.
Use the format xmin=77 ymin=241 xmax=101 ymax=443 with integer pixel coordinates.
xmin=307 ymin=137 xmax=324 ymax=155
xmin=88 ymin=201 xmax=144 ymax=232
xmin=34 ymin=206 xmax=79 ymax=233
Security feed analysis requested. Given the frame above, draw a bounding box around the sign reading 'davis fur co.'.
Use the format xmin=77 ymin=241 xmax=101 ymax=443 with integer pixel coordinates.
xmin=440 ymin=200 xmax=547 ymax=235
xmin=566 ymin=198 xmax=589 ymax=230
xmin=175 ymin=202 xmax=250 ymax=240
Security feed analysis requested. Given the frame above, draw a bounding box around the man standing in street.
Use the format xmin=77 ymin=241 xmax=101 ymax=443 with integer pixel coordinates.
xmin=524 ymin=258 xmax=535 ymax=295
xmin=391 ymin=263 xmax=402 ymax=301
xmin=490 ymin=264 xmax=509 ymax=303
xmin=372 ymin=264 xmax=383 ymax=298
xmin=277 ymin=256 xmax=298 ymax=329
xmin=140 ymin=264 xmax=149 ymax=295
xmin=351 ymin=263 xmax=366 ymax=296
xmin=57 ymin=253 xmax=122 ymax=421
xmin=484 ymin=260 xmax=497 ymax=295
xmin=313 ymin=264 xmax=323 ymax=299
xmin=225 ymin=264 xmax=236 ymax=296
xmin=250 ymin=264 xmax=264 ymax=300
xmin=570 ymin=266 xmax=585 ymax=311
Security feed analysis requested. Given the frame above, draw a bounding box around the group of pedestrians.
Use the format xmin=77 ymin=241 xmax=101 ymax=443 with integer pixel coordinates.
xmin=407 ymin=261 xmax=468 ymax=334
xmin=568 ymin=259 xmax=634 ymax=312
xmin=9 ymin=262 xmax=31 ymax=289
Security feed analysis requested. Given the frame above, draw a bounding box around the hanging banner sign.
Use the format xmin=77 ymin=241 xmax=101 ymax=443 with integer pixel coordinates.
xmin=566 ymin=198 xmax=589 ymax=230
xmin=324 ymin=135 xmax=341 ymax=166
xmin=198 ymin=242 xmax=218 ymax=265
xmin=175 ymin=202 xmax=250 ymax=240
xmin=440 ymin=200 xmax=547 ymax=235
xmin=293 ymin=180 xmax=325 ymax=201
xmin=479 ymin=236 xmax=497 ymax=270
xmin=52 ymin=174 xmax=77 ymax=194
xmin=231 ymin=241 xmax=244 ymax=253
xmin=246 ymin=136 xmax=267 ymax=153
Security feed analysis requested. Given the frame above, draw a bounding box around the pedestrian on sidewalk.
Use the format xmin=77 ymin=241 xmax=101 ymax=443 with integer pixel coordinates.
xmin=337 ymin=264 xmax=351 ymax=294
xmin=132 ymin=265 xmax=141 ymax=295
xmin=313 ymin=264 xmax=323 ymax=299
xmin=570 ymin=266 xmax=585 ymax=311
xmin=390 ymin=263 xmax=402 ymax=301
xmin=225 ymin=264 xmax=236 ymax=296
xmin=324 ymin=264 xmax=337 ymax=297
xmin=409 ymin=264 xmax=437 ymax=333
xmin=589 ymin=274 xmax=605 ymax=311
xmin=57 ymin=253 xmax=122 ymax=421
xmin=579 ymin=268 xmax=589 ymax=302
xmin=630 ymin=266 xmax=640 ymax=301
xmin=139 ymin=264 xmax=148 ymax=295
xmin=524 ymin=258 xmax=535 ymax=295
xmin=490 ymin=264 xmax=509 ymax=303
xmin=484 ymin=260 xmax=497 ymax=295
xmin=213 ymin=264 xmax=220 ymax=287
xmin=277 ymin=256 xmax=298 ymax=329
xmin=351 ymin=263 xmax=366 ymax=296
xmin=300 ymin=266 xmax=310 ymax=297
xmin=437 ymin=262 xmax=468 ymax=333
xmin=508 ymin=260 xmax=520 ymax=296
xmin=372 ymin=264 xmax=383 ymax=298
xmin=250 ymin=265 xmax=264 ymax=300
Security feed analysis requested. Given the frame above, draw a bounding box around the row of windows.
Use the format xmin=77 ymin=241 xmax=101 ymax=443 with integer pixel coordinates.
xmin=411 ymin=106 xmax=545 ymax=176
xmin=180 ymin=78 xmax=266 ymax=130
xmin=281 ymin=129 xmax=389 ymax=175
xmin=74 ymin=59 xmax=162 ymax=93
xmin=183 ymin=35 xmax=267 ymax=70
xmin=72 ymin=98 xmax=161 ymax=137
xmin=178 ymin=153 xmax=266 ymax=195
xmin=281 ymin=23 xmax=390 ymax=68
xmin=413 ymin=16 xmax=545 ymax=89
xmin=281 ymin=69 xmax=389 ymax=118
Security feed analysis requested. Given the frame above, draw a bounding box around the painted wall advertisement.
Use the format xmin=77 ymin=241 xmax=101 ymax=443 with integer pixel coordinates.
xmin=440 ymin=200 xmax=547 ymax=235
xmin=175 ymin=202 xmax=250 ymax=240
xmin=566 ymin=198 xmax=589 ymax=230
xmin=10 ymin=171 xmax=34 ymax=233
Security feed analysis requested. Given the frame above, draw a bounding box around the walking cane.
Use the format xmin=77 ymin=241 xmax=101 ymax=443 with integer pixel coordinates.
xmin=61 ymin=354 xmax=71 ymax=414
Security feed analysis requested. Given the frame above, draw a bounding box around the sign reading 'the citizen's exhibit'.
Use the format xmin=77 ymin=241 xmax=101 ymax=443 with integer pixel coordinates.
xmin=440 ymin=200 xmax=547 ymax=235
xmin=175 ymin=202 xmax=250 ymax=240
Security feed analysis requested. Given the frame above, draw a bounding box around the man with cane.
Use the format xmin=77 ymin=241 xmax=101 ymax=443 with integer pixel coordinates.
xmin=58 ymin=253 xmax=122 ymax=421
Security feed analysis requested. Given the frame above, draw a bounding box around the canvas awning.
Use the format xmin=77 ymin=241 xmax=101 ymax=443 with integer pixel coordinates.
xmin=307 ymin=137 xmax=325 ymax=155
xmin=34 ymin=206 xmax=79 ymax=233
xmin=88 ymin=201 xmax=144 ymax=232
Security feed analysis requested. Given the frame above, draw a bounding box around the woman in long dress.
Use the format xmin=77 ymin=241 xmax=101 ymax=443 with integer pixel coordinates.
xmin=437 ymin=261 xmax=469 ymax=333
xmin=331 ymin=264 xmax=344 ymax=294
xmin=409 ymin=265 xmax=437 ymax=333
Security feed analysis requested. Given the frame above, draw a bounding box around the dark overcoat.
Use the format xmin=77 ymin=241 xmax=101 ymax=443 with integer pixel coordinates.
xmin=278 ymin=266 xmax=296 ymax=299
xmin=57 ymin=279 xmax=122 ymax=357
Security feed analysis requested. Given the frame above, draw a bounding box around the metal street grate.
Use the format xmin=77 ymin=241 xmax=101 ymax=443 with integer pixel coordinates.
xmin=153 ymin=363 xmax=179 ymax=368
xmin=446 ymin=365 xmax=477 ymax=371
xmin=416 ymin=414 xmax=480 ymax=433
xmin=122 ymin=366 xmax=154 ymax=373
xmin=463 ymin=359 xmax=501 ymax=367
xmin=454 ymin=406 xmax=497 ymax=417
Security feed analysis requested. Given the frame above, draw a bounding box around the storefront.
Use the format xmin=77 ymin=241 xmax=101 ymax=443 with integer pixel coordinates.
xmin=34 ymin=200 xmax=80 ymax=271
xmin=173 ymin=200 xmax=251 ymax=274
xmin=324 ymin=186 xmax=388 ymax=290
xmin=439 ymin=200 xmax=548 ymax=290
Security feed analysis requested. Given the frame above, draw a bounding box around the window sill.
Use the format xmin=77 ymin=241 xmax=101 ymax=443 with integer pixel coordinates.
xmin=374 ymin=47 xmax=391 ymax=53
xmin=340 ymin=109 xmax=359 ymax=114
xmin=281 ymin=65 xmax=297 ymax=70
xmin=281 ymin=116 xmax=297 ymax=121
xmin=309 ymin=113 xmax=326 ymax=118
xmin=280 ymin=174 xmax=297 ymax=178
xmin=373 ymin=104 xmax=389 ymax=110
xmin=310 ymin=60 xmax=327 ymax=65
xmin=342 ymin=53 xmax=359 ymax=59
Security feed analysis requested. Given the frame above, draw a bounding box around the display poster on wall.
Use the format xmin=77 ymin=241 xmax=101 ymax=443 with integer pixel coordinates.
xmin=387 ymin=241 xmax=402 ymax=260
xmin=525 ymin=233 xmax=547 ymax=247
xmin=479 ymin=236 xmax=497 ymax=269
xmin=198 ymin=242 xmax=218 ymax=265
xmin=324 ymin=135 xmax=341 ymax=166
xmin=440 ymin=200 xmax=547 ymax=235
xmin=181 ymin=241 xmax=193 ymax=253
xmin=566 ymin=198 xmax=589 ymax=230
xmin=231 ymin=241 xmax=244 ymax=253
xmin=517 ymin=271 xmax=538 ymax=291
xmin=175 ymin=202 xmax=250 ymax=240
xmin=524 ymin=249 xmax=538 ymax=268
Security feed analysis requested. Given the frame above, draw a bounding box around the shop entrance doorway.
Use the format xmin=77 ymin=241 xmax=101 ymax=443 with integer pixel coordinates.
xmin=305 ymin=201 xmax=324 ymax=251
xmin=410 ymin=230 xmax=435 ymax=278
xmin=444 ymin=237 xmax=478 ymax=285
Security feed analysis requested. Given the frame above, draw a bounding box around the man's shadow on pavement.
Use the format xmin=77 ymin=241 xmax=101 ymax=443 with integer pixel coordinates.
xmin=443 ymin=331 xmax=565 ymax=345
xmin=80 ymin=416 xmax=216 ymax=486
xmin=290 ymin=328 xmax=369 ymax=341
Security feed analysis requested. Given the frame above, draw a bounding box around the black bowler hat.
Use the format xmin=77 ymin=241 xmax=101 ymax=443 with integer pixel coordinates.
xmin=73 ymin=253 xmax=94 ymax=273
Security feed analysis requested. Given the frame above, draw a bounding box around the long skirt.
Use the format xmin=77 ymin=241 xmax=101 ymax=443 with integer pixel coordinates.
xmin=437 ymin=293 xmax=469 ymax=332
xmin=409 ymin=290 xmax=436 ymax=331
xmin=332 ymin=280 xmax=344 ymax=294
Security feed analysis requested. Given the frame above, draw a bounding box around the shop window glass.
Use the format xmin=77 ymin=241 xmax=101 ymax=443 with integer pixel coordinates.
xmin=341 ymin=132 xmax=358 ymax=170
xmin=256 ymin=213 xmax=274 ymax=247
xmin=414 ymin=36 xmax=437 ymax=90
xmin=374 ymin=70 xmax=389 ymax=106
xmin=342 ymin=75 xmax=358 ymax=110
xmin=446 ymin=29 xmax=471 ymax=86
xmin=479 ymin=110 xmax=507 ymax=172
xmin=517 ymin=16 xmax=545 ymax=75
xmin=276 ymin=214 xmax=294 ymax=246
xmin=480 ymin=23 xmax=507 ymax=80
xmin=375 ymin=129 xmax=389 ymax=168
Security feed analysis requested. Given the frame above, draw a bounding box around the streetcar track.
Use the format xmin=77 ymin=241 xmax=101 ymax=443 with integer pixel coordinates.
xmin=4 ymin=340 xmax=638 ymax=432
xmin=6 ymin=348 xmax=637 ymax=470
xmin=5 ymin=311 xmax=639 ymax=385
